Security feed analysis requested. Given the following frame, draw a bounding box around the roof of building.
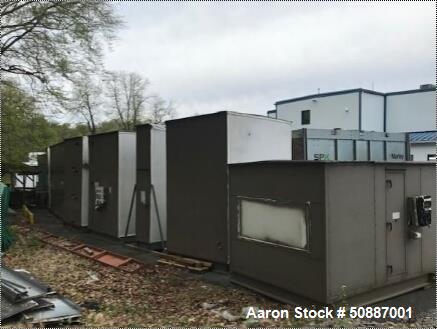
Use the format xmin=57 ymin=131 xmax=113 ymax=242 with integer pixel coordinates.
xmin=409 ymin=131 xmax=437 ymax=143
xmin=275 ymin=86 xmax=436 ymax=106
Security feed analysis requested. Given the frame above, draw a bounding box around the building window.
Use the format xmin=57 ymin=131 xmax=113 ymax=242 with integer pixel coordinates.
xmin=301 ymin=110 xmax=310 ymax=125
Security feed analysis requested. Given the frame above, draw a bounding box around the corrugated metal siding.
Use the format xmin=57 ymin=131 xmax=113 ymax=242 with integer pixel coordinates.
xmin=409 ymin=131 xmax=437 ymax=143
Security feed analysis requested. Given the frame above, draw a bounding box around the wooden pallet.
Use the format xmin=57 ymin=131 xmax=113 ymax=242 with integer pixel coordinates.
xmin=152 ymin=251 xmax=212 ymax=272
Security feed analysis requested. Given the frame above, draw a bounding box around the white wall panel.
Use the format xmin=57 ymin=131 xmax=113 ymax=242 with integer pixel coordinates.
xmin=410 ymin=143 xmax=435 ymax=161
xmin=276 ymin=92 xmax=360 ymax=130
xmin=227 ymin=113 xmax=291 ymax=163
xmin=150 ymin=126 xmax=167 ymax=243
xmin=118 ymin=132 xmax=136 ymax=237
xmin=361 ymin=92 xmax=384 ymax=131
xmin=386 ymin=91 xmax=436 ymax=132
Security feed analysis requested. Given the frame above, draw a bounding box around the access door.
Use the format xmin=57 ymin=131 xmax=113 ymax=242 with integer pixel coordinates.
xmin=385 ymin=170 xmax=406 ymax=277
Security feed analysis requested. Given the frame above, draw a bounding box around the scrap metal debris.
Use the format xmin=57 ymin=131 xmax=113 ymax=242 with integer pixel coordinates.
xmin=33 ymin=230 xmax=144 ymax=273
xmin=1 ymin=265 xmax=81 ymax=325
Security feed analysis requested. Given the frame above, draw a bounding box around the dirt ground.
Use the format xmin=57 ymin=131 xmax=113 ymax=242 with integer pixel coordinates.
xmin=2 ymin=223 xmax=432 ymax=328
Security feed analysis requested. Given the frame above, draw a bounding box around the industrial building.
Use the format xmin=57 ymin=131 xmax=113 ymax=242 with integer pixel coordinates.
xmin=268 ymin=85 xmax=436 ymax=161
xmin=229 ymin=160 xmax=435 ymax=305
xmin=136 ymin=124 xmax=167 ymax=248
xmin=88 ymin=131 xmax=136 ymax=238
xmin=408 ymin=131 xmax=437 ymax=161
xmin=166 ymin=111 xmax=292 ymax=264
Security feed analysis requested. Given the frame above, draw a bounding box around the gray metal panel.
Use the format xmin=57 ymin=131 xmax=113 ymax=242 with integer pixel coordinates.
xmin=229 ymin=162 xmax=327 ymax=303
xmin=326 ymin=162 xmax=435 ymax=302
xmin=24 ymin=296 xmax=81 ymax=324
xmin=292 ymin=128 xmax=408 ymax=161
xmin=229 ymin=160 xmax=434 ymax=305
xmin=337 ymin=140 xmax=354 ymax=160
xmin=419 ymin=166 xmax=436 ymax=273
xmin=63 ymin=137 xmax=84 ymax=226
xmin=385 ymin=170 xmax=406 ymax=276
xmin=136 ymin=125 xmax=151 ymax=243
xmin=36 ymin=153 xmax=48 ymax=191
xmin=306 ymin=139 xmax=335 ymax=161
xmin=403 ymin=167 xmax=422 ymax=277
xmin=1 ymin=267 xmax=52 ymax=301
xmin=325 ymin=164 xmax=376 ymax=302
xmin=356 ymin=140 xmax=369 ymax=161
xmin=49 ymin=142 xmax=65 ymax=218
xmin=88 ymin=132 xmax=119 ymax=237
xmin=370 ymin=141 xmax=384 ymax=161
xmin=167 ymin=112 xmax=228 ymax=263
xmin=386 ymin=141 xmax=407 ymax=161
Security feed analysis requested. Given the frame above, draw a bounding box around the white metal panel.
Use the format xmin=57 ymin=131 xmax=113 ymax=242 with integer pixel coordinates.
xmin=410 ymin=143 xmax=435 ymax=161
xmin=239 ymin=199 xmax=307 ymax=249
xmin=14 ymin=174 xmax=38 ymax=188
xmin=150 ymin=126 xmax=167 ymax=243
xmin=386 ymin=91 xmax=436 ymax=132
xmin=361 ymin=92 xmax=384 ymax=131
xmin=227 ymin=113 xmax=292 ymax=164
xmin=117 ymin=132 xmax=137 ymax=237
xmin=276 ymin=92 xmax=360 ymax=130
xmin=80 ymin=136 xmax=89 ymax=227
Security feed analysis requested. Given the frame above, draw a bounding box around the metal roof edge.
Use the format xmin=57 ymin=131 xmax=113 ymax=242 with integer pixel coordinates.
xmin=275 ymin=87 xmax=436 ymax=106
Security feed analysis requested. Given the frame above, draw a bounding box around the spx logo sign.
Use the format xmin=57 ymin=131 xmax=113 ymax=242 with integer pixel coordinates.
xmin=314 ymin=154 xmax=330 ymax=161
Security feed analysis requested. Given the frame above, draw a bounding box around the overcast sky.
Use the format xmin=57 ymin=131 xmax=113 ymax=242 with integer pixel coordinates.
xmin=103 ymin=2 xmax=435 ymax=119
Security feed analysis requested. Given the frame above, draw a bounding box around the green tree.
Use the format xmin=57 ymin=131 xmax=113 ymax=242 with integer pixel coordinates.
xmin=0 ymin=1 xmax=122 ymax=97
xmin=1 ymin=81 xmax=68 ymax=172
xmin=98 ymin=119 xmax=123 ymax=134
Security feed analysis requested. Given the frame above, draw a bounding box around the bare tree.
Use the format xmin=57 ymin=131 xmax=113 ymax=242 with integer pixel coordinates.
xmin=105 ymin=71 xmax=151 ymax=130
xmin=68 ymin=75 xmax=103 ymax=134
xmin=147 ymin=96 xmax=176 ymax=124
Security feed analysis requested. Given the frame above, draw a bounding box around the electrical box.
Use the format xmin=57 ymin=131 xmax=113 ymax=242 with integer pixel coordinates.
xmin=408 ymin=195 xmax=432 ymax=227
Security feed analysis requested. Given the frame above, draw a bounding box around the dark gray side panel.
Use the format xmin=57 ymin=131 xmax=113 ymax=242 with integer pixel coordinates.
xmin=63 ymin=138 xmax=83 ymax=226
xmin=136 ymin=125 xmax=151 ymax=243
xmin=88 ymin=133 xmax=119 ymax=237
xmin=229 ymin=163 xmax=327 ymax=303
xmin=167 ymin=113 xmax=228 ymax=263
xmin=49 ymin=143 xmax=65 ymax=218
xmin=36 ymin=154 xmax=48 ymax=191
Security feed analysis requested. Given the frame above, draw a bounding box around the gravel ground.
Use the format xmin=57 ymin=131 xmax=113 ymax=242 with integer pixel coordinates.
xmin=2 ymin=224 xmax=435 ymax=328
